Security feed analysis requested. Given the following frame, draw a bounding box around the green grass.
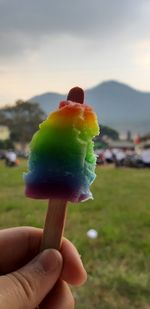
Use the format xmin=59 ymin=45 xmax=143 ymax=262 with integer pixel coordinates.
xmin=0 ymin=160 xmax=150 ymax=308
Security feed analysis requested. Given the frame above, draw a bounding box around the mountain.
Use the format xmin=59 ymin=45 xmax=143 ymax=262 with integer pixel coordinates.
xmin=30 ymin=80 xmax=150 ymax=134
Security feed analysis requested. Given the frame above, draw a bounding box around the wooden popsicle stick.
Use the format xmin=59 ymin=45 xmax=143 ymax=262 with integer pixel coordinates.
xmin=41 ymin=86 xmax=84 ymax=251
xmin=41 ymin=199 xmax=67 ymax=250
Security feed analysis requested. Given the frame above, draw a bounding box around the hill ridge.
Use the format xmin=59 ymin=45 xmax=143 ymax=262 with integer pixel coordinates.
xmin=30 ymin=80 xmax=150 ymax=134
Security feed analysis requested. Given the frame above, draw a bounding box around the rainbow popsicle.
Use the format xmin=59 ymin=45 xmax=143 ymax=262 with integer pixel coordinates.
xmin=24 ymin=87 xmax=100 ymax=250
xmin=25 ymin=91 xmax=99 ymax=203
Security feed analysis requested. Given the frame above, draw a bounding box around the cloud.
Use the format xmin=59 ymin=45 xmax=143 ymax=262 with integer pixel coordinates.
xmin=0 ymin=0 xmax=149 ymax=58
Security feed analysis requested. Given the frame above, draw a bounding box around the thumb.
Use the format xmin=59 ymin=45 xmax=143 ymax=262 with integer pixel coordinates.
xmin=0 ymin=249 xmax=62 ymax=309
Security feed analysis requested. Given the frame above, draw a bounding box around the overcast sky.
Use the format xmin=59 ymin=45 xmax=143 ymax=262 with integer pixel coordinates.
xmin=0 ymin=0 xmax=150 ymax=105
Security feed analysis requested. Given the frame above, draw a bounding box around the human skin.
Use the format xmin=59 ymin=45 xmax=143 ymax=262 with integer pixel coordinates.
xmin=0 ymin=227 xmax=87 ymax=308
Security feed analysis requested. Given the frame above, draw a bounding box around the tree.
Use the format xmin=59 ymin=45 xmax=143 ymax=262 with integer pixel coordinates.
xmin=100 ymin=125 xmax=119 ymax=140
xmin=0 ymin=100 xmax=46 ymax=147
xmin=94 ymin=124 xmax=119 ymax=141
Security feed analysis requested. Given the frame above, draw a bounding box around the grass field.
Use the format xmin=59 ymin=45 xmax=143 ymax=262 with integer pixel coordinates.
xmin=0 ymin=160 xmax=150 ymax=308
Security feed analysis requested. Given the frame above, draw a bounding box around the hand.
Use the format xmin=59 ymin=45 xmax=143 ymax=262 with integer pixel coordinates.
xmin=0 ymin=227 xmax=87 ymax=308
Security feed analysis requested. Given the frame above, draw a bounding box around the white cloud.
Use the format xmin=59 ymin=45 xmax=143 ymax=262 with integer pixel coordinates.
xmin=0 ymin=0 xmax=149 ymax=58
xmin=0 ymin=0 xmax=150 ymax=104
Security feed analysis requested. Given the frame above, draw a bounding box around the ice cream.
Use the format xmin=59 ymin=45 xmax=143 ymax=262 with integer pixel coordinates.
xmin=24 ymin=91 xmax=99 ymax=203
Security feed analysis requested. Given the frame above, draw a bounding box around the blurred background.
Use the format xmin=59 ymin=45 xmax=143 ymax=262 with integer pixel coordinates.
xmin=0 ymin=1 xmax=150 ymax=308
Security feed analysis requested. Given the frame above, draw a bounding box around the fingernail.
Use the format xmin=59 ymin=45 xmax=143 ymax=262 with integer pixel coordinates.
xmin=38 ymin=249 xmax=62 ymax=273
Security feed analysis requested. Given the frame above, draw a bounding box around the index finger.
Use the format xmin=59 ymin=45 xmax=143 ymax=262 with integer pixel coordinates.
xmin=60 ymin=238 xmax=87 ymax=286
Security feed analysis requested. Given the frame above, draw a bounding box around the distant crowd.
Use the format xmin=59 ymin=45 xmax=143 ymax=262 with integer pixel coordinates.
xmin=0 ymin=147 xmax=150 ymax=169
xmin=96 ymin=146 xmax=150 ymax=168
